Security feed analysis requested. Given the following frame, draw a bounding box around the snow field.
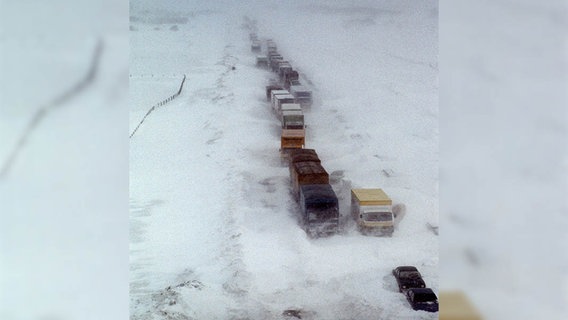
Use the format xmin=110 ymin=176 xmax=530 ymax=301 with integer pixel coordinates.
xmin=130 ymin=1 xmax=437 ymax=319
xmin=1 ymin=30 xmax=129 ymax=319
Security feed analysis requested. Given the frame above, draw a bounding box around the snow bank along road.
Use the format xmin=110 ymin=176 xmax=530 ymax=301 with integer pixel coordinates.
xmin=130 ymin=3 xmax=437 ymax=319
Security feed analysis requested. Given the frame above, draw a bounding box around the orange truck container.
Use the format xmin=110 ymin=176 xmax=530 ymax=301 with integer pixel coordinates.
xmin=280 ymin=128 xmax=305 ymax=158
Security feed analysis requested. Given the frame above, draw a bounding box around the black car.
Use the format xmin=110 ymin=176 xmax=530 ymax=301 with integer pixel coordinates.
xmin=392 ymin=266 xmax=426 ymax=292
xmin=404 ymin=288 xmax=439 ymax=312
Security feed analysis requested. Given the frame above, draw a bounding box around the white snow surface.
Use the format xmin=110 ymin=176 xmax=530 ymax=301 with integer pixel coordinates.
xmin=440 ymin=1 xmax=568 ymax=319
xmin=130 ymin=1 xmax=438 ymax=319
xmin=0 ymin=1 xmax=129 ymax=319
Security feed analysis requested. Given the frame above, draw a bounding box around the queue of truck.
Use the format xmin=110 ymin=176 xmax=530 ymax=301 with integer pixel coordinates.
xmin=249 ymin=32 xmax=396 ymax=239
xmin=246 ymin=24 xmax=451 ymax=316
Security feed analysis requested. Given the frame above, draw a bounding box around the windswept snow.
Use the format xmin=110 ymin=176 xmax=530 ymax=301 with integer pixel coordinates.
xmin=0 ymin=1 xmax=129 ymax=319
xmin=130 ymin=1 xmax=437 ymax=319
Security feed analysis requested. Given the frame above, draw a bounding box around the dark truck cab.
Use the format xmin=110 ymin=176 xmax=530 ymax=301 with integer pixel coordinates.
xmin=299 ymin=184 xmax=339 ymax=237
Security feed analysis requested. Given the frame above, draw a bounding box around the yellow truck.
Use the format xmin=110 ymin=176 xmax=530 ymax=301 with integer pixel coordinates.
xmin=351 ymin=188 xmax=394 ymax=236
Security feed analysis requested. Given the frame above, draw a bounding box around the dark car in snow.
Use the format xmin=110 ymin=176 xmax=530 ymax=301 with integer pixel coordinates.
xmin=405 ymin=288 xmax=439 ymax=312
xmin=392 ymin=266 xmax=426 ymax=292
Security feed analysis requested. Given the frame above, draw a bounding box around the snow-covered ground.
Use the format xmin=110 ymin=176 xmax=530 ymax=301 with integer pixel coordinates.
xmin=0 ymin=1 xmax=129 ymax=319
xmin=130 ymin=0 xmax=437 ymax=319
xmin=440 ymin=0 xmax=568 ymax=319
xmin=1 ymin=0 xmax=565 ymax=319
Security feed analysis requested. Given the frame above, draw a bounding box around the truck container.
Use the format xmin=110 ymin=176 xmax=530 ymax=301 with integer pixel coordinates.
xmin=251 ymin=40 xmax=261 ymax=52
xmin=290 ymin=85 xmax=313 ymax=107
xmin=270 ymin=89 xmax=290 ymax=106
xmin=299 ymin=184 xmax=339 ymax=237
xmin=278 ymin=63 xmax=294 ymax=81
xmin=269 ymin=56 xmax=283 ymax=71
xmin=270 ymin=57 xmax=285 ymax=72
xmin=280 ymin=103 xmax=302 ymax=118
xmin=351 ymin=188 xmax=394 ymax=236
xmin=285 ymin=78 xmax=301 ymax=90
xmin=283 ymin=70 xmax=299 ymax=84
xmin=281 ymin=110 xmax=304 ymax=130
xmin=288 ymin=148 xmax=320 ymax=178
xmin=265 ymin=85 xmax=284 ymax=101
xmin=268 ymin=52 xmax=282 ymax=61
xmin=291 ymin=161 xmax=329 ymax=196
xmin=268 ymin=51 xmax=280 ymax=59
xmin=289 ymin=149 xmax=320 ymax=165
xmin=267 ymin=40 xmax=277 ymax=51
xmin=280 ymin=129 xmax=305 ymax=158
xmin=273 ymin=94 xmax=296 ymax=114
xmin=256 ymin=55 xmax=269 ymax=68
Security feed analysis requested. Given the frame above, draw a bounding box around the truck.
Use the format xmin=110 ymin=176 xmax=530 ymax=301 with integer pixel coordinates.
xmin=281 ymin=109 xmax=304 ymax=130
xmin=289 ymin=85 xmax=313 ymax=107
xmin=299 ymin=184 xmax=340 ymax=237
xmin=289 ymin=149 xmax=320 ymax=165
xmin=278 ymin=63 xmax=294 ymax=81
xmin=272 ymin=94 xmax=296 ymax=114
xmin=280 ymin=128 xmax=305 ymax=158
xmin=351 ymin=188 xmax=394 ymax=236
xmin=270 ymin=89 xmax=290 ymax=106
xmin=267 ymin=40 xmax=277 ymax=51
xmin=285 ymin=78 xmax=301 ymax=90
xmin=265 ymin=85 xmax=284 ymax=101
xmin=290 ymin=161 xmax=329 ymax=196
xmin=288 ymin=148 xmax=320 ymax=177
xmin=256 ymin=55 xmax=269 ymax=68
xmin=269 ymin=56 xmax=284 ymax=72
xmin=251 ymin=40 xmax=261 ymax=52
xmin=283 ymin=70 xmax=299 ymax=83
xmin=280 ymin=103 xmax=302 ymax=119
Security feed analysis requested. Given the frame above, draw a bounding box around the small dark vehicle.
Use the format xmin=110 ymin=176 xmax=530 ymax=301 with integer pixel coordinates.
xmin=392 ymin=266 xmax=426 ymax=292
xmin=405 ymin=288 xmax=439 ymax=312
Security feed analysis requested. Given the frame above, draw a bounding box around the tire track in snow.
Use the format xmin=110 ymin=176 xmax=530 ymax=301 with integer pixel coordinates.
xmin=195 ymin=40 xmax=266 ymax=319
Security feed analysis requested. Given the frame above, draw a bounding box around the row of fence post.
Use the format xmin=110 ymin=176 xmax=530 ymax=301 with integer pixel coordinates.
xmin=130 ymin=74 xmax=186 ymax=139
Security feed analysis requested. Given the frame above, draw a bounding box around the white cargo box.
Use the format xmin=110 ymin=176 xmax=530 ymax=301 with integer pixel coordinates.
xmin=281 ymin=103 xmax=302 ymax=113
xmin=282 ymin=110 xmax=304 ymax=129
xmin=290 ymin=85 xmax=311 ymax=94
xmin=290 ymin=85 xmax=313 ymax=107
xmin=273 ymin=94 xmax=296 ymax=113
xmin=280 ymin=103 xmax=302 ymax=120
xmin=270 ymin=90 xmax=290 ymax=106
